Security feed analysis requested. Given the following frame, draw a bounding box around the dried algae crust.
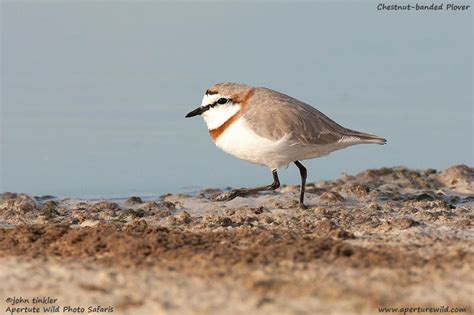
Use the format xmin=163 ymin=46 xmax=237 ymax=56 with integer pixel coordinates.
xmin=0 ymin=165 xmax=473 ymax=315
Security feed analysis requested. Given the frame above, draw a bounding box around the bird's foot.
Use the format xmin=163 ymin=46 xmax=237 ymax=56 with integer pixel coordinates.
xmin=214 ymin=189 xmax=247 ymax=202
xmin=299 ymin=203 xmax=308 ymax=210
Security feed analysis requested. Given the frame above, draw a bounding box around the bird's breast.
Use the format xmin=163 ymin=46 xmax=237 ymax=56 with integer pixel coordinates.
xmin=212 ymin=117 xmax=295 ymax=169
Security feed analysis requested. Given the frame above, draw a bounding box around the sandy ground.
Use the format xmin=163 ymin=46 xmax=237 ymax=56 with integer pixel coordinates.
xmin=0 ymin=165 xmax=473 ymax=315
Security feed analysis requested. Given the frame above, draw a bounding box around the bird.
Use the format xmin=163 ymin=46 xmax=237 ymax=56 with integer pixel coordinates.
xmin=185 ymin=83 xmax=386 ymax=209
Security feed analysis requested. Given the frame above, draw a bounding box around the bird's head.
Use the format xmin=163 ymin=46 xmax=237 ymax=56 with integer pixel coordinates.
xmin=185 ymin=83 xmax=254 ymax=130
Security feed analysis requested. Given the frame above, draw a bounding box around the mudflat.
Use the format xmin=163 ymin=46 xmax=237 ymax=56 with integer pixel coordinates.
xmin=0 ymin=165 xmax=472 ymax=314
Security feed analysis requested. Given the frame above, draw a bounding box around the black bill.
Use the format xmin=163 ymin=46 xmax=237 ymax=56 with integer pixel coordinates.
xmin=185 ymin=106 xmax=206 ymax=118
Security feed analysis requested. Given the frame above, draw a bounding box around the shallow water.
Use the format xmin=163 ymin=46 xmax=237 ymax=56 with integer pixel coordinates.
xmin=1 ymin=2 xmax=472 ymax=198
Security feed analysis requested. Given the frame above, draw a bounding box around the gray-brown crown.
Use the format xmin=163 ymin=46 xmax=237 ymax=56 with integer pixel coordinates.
xmin=205 ymin=83 xmax=254 ymax=101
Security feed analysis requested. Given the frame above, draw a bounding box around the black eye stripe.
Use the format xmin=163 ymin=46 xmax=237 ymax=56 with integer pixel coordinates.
xmin=207 ymin=98 xmax=232 ymax=109
xmin=202 ymin=98 xmax=233 ymax=113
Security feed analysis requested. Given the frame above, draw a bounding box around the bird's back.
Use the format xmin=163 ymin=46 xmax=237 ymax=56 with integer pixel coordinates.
xmin=242 ymin=87 xmax=386 ymax=147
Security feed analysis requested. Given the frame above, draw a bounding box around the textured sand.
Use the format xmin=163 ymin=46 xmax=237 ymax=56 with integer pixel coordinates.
xmin=0 ymin=165 xmax=473 ymax=314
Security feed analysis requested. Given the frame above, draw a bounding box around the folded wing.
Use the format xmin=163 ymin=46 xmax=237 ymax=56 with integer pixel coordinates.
xmin=243 ymin=88 xmax=386 ymax=147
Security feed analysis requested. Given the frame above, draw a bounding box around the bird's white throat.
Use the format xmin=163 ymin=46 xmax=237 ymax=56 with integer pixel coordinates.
xmin=200 ymin=93 xmax=241 ymax=130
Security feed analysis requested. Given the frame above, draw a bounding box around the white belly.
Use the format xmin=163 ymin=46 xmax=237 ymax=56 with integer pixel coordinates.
xmin=214 ymin=118 xmax=356 ymax=169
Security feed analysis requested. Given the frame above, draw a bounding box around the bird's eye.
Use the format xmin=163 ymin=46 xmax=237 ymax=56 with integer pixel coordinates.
xmin=217 ymin=98 xmax=228 ymax=104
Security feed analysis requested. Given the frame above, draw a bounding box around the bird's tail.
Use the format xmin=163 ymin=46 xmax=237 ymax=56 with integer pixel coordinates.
xmin=343 ymin=130 xmax=387 ymax=145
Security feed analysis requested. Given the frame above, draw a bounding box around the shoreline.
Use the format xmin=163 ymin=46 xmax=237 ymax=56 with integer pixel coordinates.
xmin=4 ymin=163 xmax=472 ymax=203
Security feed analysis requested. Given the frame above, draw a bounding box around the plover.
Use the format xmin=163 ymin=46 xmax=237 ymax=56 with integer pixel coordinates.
xmin=186 ymin=83 xmax=386 ymax=208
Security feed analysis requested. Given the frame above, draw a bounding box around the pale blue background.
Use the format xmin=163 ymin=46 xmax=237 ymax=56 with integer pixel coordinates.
xmin=1 ymin=1 xmax=472 ymax=198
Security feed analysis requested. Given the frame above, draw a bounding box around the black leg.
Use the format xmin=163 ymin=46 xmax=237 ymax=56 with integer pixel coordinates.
xmin=214 ymin=169 xmax=280 ymax=201
xmin=294 ymin=161 xmax=308 ymax=209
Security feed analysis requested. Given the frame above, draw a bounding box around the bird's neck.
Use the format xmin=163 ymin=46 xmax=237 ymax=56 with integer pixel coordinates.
xmin=209 ymin=111 xmax=242 ymax=141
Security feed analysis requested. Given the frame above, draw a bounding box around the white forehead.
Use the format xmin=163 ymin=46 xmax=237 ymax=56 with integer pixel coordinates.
xmin=201 ymin=93 xmax=223 ymax=106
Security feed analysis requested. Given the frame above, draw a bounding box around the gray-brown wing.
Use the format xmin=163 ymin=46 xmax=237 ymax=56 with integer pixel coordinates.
xmin=242 ymin=88 xmax=353 ymax=146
